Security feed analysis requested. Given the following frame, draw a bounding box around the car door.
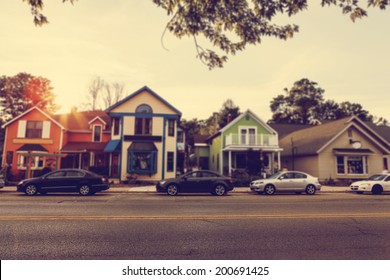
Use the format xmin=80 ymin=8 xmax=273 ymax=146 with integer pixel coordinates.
xmin=292 ymin=172 xmax=308 ymax=191
xmin=197 ymin=171 xmax=216 ymax=192
xmin=384 ymin=175 xmax=390 ymax=192
xmin=181 ymin=171 xmax=202 ymax=193
xmin=64 ymin=170 xmax=85 ymax=191
xmin=40 ymin=170 xmax=67 ymax=192
xmin=276 ymin=172 xmax=294 ymax=191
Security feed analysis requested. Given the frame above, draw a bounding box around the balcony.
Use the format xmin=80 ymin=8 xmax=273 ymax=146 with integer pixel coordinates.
xmin=224 ymin=133 xmax=278 ymax=148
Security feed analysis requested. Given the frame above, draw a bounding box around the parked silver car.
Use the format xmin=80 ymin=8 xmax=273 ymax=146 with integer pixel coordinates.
xmin=250 ymin=171 xmax=321 ymax=195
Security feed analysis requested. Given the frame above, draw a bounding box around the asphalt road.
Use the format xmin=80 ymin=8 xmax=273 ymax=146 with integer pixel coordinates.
xmin=1 ymin=191 xmax=390 ymax=259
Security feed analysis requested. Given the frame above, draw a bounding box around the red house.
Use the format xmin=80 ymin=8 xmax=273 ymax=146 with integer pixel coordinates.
xmin=1 ymin=106 xmax=110 ymax=181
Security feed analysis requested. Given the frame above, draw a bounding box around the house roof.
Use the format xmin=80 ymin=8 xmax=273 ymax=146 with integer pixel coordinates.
xmin=1 ymin=106 xmax=65 ymax=129
xmin=207 ymin=109 xmax=276 ymax=141
xmin=53 ymin=110 xmax=110 ymax=131
xmin=277 ymin=116 xmax=390 ymax=156
xmin=269 ymin=123 xmax=313 ymax=139
xmin=105 ymin=86 xmax=182 ymax=116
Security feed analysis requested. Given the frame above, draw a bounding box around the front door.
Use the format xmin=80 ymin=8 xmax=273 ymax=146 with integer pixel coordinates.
xmin=111 ymin=153 xmax=119 ymax=178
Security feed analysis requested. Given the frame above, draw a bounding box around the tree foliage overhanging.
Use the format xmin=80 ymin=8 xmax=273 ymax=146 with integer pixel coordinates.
xmin=23 ymin=0 xmax=389 ymax=68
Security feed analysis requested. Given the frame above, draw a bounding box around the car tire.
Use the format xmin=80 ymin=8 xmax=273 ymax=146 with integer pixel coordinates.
xmin=166 ymin=184 xmax=178 ymax=196
xmin=264 ymin=184 xmax=275 ymax=195
xmin=372 ymin=185 xmax=383 ymax=195
xmin=25 ymin=185 xmax=38 ymax=196
xmin=79 ymin=185 xmax=91 ymax=196
xmin=305 ymin=185 xmax=317 ymax=195
xmin=214 ymin=184 xmax=226 ymax=196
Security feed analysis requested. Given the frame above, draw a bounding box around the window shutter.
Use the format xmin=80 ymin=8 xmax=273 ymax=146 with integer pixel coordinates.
xmin=42 ymin=121 xmax=51 ymax=138
xmin=17 ymin=120 xmax=26 ymax=138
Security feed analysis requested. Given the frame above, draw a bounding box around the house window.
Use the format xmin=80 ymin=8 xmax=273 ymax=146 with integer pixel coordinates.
xmin=239 ymin=127 xmax=256 ymax=145
xmin=113 ymin=117 xmax=120 ymax=136
xmin=127 ymin=142 xmax=157 ymax=174
xmin=135 ymin=104 xmax=153 ymax=135
xmin=167 ymin=152 xmax=174 ymax=172
xmin=336 ymin=155 xmax=368 ymax=175
xmin=26 ymin=121 xmax=43 ymax=138
xmin=177 ymin=130 xmax=184 ymax=143
xmin=17 ymin=154 xmax=45 ymax=170
xmin=93 ymin=125 xmax=102 ymax=142
xmin=384 ymin=158 xmax=388 ymax=171
xmin=168 ymin=119 xmax=175 ymax=137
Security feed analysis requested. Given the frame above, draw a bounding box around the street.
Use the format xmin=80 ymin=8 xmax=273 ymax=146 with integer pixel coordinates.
xmin=1 ymin=191 xmax=390 ymax=259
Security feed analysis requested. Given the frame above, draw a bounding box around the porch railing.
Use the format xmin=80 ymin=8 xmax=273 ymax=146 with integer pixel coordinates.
xmin=225 ymin=133 xmax=278 ymax=148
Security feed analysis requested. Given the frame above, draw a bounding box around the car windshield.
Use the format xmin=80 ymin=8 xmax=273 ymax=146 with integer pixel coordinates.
xmin=367 ymin=174 xmax=387 ymax=181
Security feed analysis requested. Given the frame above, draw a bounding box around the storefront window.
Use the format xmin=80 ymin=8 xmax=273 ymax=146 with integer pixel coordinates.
xmin=127 ymin=142 xmax=157 ymax=174
xmin=336 ymin=155 xmax=368 ymax=175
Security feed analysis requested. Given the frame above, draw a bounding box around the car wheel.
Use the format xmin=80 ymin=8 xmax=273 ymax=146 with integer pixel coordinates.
xmin=166 ymin=184 xmax=178 ymax=196
xmin=25 ymin=185 xmax=38 ymax=196
xmin=305 ymin=185 xmax=317 ymax=195
xmin=214 ymin=184 xmax=226 ymax=196
xmin=264 ymin=184 xmax=275 ymax=195
xmin=79 ymin=185 xmax=91 ymax=196
xmin=372 ymin=185 xmax=383 ymax=195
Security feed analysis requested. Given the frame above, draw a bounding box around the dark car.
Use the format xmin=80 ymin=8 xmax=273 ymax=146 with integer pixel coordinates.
xmin=156 ymin=170 xmax=234 ymax=196
xmin=17 ymin=169 xmax=110 ymax=196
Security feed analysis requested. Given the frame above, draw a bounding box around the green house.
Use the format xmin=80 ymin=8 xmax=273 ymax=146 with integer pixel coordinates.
xmin=207 ymin=110 xmax=282 ymax=176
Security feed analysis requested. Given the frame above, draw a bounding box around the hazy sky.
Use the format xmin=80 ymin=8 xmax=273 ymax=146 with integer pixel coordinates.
xmin=1 ymin=0 xmax=389 ymax=122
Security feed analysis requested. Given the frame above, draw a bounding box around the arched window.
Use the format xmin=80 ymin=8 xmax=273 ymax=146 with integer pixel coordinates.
xmin=135 ymin=104 xmax=153 ymax=135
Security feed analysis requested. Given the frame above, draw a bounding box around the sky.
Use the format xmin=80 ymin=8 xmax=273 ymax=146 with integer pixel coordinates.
xmin=1 ymin=0 xmax=389 ymax=122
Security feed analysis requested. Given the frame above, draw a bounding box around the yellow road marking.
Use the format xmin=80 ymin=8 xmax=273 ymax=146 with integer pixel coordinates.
xmin=1 ymin=213 xmax=390 ymax=221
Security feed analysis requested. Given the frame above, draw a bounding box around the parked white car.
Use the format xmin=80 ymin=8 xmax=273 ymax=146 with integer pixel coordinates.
xmin=250 ymin=171 xmax=321 ymax=195
xmin=350 ymin=173 xmax=390 ymax=195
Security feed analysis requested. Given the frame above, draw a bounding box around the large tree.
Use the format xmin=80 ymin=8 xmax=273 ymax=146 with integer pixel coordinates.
xmin=23 ymin=0 xmax=389 ymax=68
xmin=270 ymin=78 xmax=382 ymax=124
xmin=0 ymin=73 xmax=58 ymax=122
xmin=270 ymin=78 xmax=325 ymax=124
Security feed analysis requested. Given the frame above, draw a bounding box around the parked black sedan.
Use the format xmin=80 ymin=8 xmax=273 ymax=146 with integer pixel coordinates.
xmin=156 ymin=170 xmax=234 ymax=196
xmin=17 ymin=169 xmax=110 ymax=196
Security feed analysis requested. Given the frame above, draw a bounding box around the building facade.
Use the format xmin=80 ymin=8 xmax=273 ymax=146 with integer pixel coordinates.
xmin=105 ymin=86 xmax=181 ymax=182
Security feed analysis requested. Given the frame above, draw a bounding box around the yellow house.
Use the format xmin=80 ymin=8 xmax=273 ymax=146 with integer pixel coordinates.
xmin=104 ymin=86 xmax=181 ymax=182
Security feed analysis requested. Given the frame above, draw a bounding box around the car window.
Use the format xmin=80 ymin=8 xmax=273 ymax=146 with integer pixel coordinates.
xmin=186 ymin=172 xmax=201 ymax=178
xmin=280 ymin=173 xmax=293 ymax=179
xmin=294 ymin=172 xmax=307 ymax=179
xmin=385 ymin=176 xmax=390 ymax=182
xmin=201 ymin=172 xmax=218 ymax=178
xmin=46 ymin=171 xmax=66 ymax=178
xmin=66 ymin=171 xmax=85 ymax=177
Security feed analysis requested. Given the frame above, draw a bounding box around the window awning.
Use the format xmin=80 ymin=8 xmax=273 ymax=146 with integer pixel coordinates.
xmin=128 ymin=142 xmax=157 ymax=151
xmin=17 ymin=144 xmax=48 ymax=152
xmin=333 ymin=148 xmax=374 ymax=155
xmin=104 ymin=139 xmax=121 ymax=153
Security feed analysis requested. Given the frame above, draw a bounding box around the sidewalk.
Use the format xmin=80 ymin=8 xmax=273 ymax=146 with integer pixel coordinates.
xmin=0 ymin=185 xmax=351 ymax=193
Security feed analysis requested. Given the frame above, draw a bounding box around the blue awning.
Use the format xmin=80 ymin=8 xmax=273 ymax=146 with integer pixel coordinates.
xmin=104 ymin=140 xmax=121 ymax=153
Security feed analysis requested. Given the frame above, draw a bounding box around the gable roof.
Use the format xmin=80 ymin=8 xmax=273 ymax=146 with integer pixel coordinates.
xmin=277 ymin=116 xmax=389 ymax=156
xmin=53 ymin=110 xmax=110 ymax=131
xmin=207 ymin=109 xmax=277 ymax=141
xmin=1 ymin=106 xmax=65 ymax=129
xmin=105 ymin=86 xmax=182 ymax=116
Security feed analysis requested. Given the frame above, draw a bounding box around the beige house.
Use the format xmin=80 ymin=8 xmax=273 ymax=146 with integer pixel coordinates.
xmin=104 ymin=86 xmax=181 ymax=182
xmin=274 ymin=116 xmax=390 ymax=183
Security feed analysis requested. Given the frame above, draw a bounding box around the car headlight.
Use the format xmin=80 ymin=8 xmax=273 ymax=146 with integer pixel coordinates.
xmin=252 ymin=181 xmax=263 ymax=186
xmin=160 ymin=181 xmax=166 ymax=185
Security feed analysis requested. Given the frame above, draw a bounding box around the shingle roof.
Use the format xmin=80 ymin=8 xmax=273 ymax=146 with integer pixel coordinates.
xmin=53 ymin=110 xmax=110 ymax=131
xmin=278 ymin=117 xmax=352 ymax=156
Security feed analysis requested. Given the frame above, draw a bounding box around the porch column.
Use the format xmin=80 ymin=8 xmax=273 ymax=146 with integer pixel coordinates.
xmin=278 ymin=151 xmax=281 ymax=172
xmin=78 ymin=153 xmax=82 ymax=169
xmin=228 ymin=150 xmax=232 ymax=176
